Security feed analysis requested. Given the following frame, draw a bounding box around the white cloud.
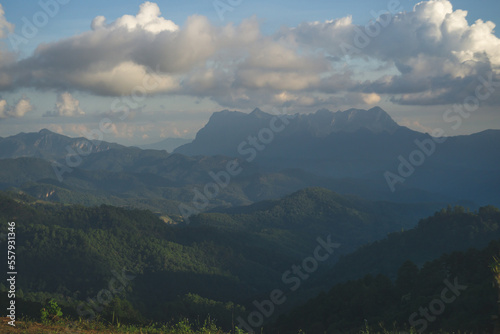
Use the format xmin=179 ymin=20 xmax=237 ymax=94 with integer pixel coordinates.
xmin=0 ymin=97 xmax=33 ymax=118
xmin=0 ymin=0 xmax=499 ymax=110
xmin=273 ymin=91 xmax=318 ymax=106
xmin=278 ymin=0 xmax=500 ymax=105
xmin=91 ymin=1 xmax=179 ymax=33
xmin=0 ymin=4 xmax=16 ymax=90
xmin=0 ymin=4 xmax=14 ymax=39
xmin=66 ymin=62 xmax=180 ymax=96
xmin=44 ymin=92 xmax=85 ymax=117
xmin=14 ymin=97 xmax=33 ymax=117
xmin=0 ymin=99 xmax=7 ymax=117
xmin=361 ymin=93 xmax=382 ymax=105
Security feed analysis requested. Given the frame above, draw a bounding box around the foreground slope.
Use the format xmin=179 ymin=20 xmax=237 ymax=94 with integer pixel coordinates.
xmin=0 ymin=188 xmax=436 ymax=329
xmin=1 ymin=191 xmax=499 ymax=332
xmin=272 ymin=238 xmax=500 ymax=333
xmin=272 ymin=206 xmax=500 ymax=333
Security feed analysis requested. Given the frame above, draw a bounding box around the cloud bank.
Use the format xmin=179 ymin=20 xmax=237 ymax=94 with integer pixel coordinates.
xmin=0 ymin=0 xmax=499 ymax=110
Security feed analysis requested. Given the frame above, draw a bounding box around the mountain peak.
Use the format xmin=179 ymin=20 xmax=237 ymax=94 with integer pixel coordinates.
xmin=175 ymin=106 xmax=402 ymax=157
xmin=39 ymin=128 xmax=55 ymax=135
xmin=302 ymin=107 xmax=399 ymax=135
xmin=368 ymin=106 xmax=384 ymax=113
xmin=249 ymin=108 xmax=270 ymax=118
xmin=315 ymin=108 xmax=332 ymax=115
xmin=336 ymin=106 xmax=399 ymax=134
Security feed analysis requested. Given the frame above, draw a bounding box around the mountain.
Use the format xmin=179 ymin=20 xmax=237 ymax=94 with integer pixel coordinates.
xmin=0 ymin=128 xmax=457 ymax=217
xmin=0 ymin=154 xmax=451 ymax=222
xmin=286 ymin=106 xmax=400 ymax=135
xmin=0 ymin=156 xmax=259 ymax=215
xmin=0 ymin=124 xmax=493 ymax=216
xmin=0 ymin=189 xmax=442 ymax=329
xmin=139 ymin=137 xmax=193 ymax=152
xmin=265 ymin=205 xmax=500 ymax=333
xmin=175 ymin=107 xmax=500 ymax=206
xmin=175 ymin=106 xmax=400 ymax=157
xmin=317 ymin=205 xmax=500 ymax=285
xmin=270 ymin=206 xmax=500 ymax=333
xmin=2 ymin=190 xmax=497 ymax=333
xmin=0 ymin=128 xmax=124 ymax=161
xmin=0 ymin=193 xmax=264 ymax=325
xmin=272 ymin=237 xmax=500 ymax=333
xmin=192 ymin=187 xmax=444 ymax=255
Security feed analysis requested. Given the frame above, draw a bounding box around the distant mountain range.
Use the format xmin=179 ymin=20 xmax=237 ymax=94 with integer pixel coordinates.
xmin=175 ymin=106 xmax=400 ymax=157
xmin=0 ymin=128 xmax=124 ymax=161
xmin=1 ymin=108 xmax=499 ymax=333
xmin=139 ymin=137 xmax=193 ymax=152
xmin=0 ymin=106 xmax=498 ymax=213
xmin=176 ymin=107 xmax=500 ymax=206
xmin=0 ymin=125 xmax=456 ymax=216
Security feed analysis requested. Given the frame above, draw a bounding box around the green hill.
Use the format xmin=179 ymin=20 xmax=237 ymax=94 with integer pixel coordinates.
xmin=0 ymin=188 xmax=435 ymax=330
xmin=271 ymin=206 xmax=500 ymax=333
xmin=320 ymin=205 xmax=500 ymax=285
xmin=272 ymin=239 xmax=500 ymax=333
xmin=1 ymin=190 xmax=496 ymax=332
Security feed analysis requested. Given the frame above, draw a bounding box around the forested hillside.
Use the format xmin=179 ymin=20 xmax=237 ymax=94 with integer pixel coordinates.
xmin=1 ymin=190 xmax=499 ymax=332
xmin=272 ymin=239 xmax=500 ymax=333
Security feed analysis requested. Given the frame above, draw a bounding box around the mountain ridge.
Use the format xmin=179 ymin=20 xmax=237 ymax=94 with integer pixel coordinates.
xmin=1 ymin=105 xmax=500 ymax=207
xmin=174 ymin=106 xmax=500 ymax=205
xmin=0 ymin=128 xmax=124 ymax=161
xmin=175 ymin=106 xmax=402 ymax=156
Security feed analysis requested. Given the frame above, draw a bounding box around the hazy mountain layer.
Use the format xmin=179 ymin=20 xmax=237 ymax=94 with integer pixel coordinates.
xmin=175 ymin=107 xmax=500 ymax=206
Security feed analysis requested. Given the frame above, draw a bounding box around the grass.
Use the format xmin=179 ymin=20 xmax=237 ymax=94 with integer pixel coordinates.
xmin=1 ymin=316 xmax=230 ymax=334
xmin=1 ymin=317 xmax=465 ymax=333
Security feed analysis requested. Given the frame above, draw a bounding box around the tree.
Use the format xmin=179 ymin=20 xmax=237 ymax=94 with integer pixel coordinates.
xmin=396 ymin=260 xmax=419 ymax=294
xmin=491 ymin=256 xmax=500 ymax=334
xmin=40 ymin=299 xmax=63 ymax=324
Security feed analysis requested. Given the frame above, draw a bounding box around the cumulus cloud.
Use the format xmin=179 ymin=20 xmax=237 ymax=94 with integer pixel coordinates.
xmin=5 ymin=2 xmax=189 ymax=95
xmin=44 ymin=92 xmax=85 ymax=117
xmin=0 ymin=1 xmax=330 ymax=105
xmin=0 ymin=4 xmax=16 ymax=90
xmin=0 ymin=97 xmax=33 ymax=118
xmin=0 ymin=4 xmax=13 ymax=38
xmin=91 ymin=1 xmax=178 ymax=33
xmin=0 ymin=0 xmax=499 ymax=110
xmin=285 ymin=0 xmax=500 ymax=105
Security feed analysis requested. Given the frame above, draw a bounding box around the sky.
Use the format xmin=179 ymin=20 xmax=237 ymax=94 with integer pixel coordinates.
xmin=0 ymin=0 xmax=499 ymax=145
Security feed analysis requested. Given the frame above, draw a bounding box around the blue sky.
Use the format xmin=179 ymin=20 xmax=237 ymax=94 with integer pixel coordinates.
xmin=4 ymin=0 xmax=500 ymax=55
xmin=0 ymin=0 xmax=499 ymax=145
